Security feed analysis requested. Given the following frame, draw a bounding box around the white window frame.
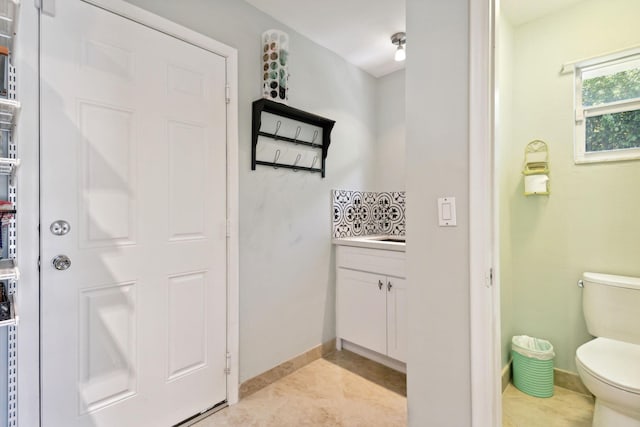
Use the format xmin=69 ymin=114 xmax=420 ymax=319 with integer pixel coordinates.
xmin=574 ymin=50 xmax=640 ymax=164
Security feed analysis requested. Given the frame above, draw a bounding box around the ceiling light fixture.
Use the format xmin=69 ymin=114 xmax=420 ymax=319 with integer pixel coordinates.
xmin=391 ymin=32 xmax=406 ymax=62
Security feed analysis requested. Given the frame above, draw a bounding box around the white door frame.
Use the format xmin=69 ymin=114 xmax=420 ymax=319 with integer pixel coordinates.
xmin=20 ymin=1 xmax=239 ymax=424
xmin=469 ymin=0 xmax=501 ymax=426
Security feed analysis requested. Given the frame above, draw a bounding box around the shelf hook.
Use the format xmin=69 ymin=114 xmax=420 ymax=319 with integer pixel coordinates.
xmin=293 ymin=126 xmax=302 ymax=144
xmin=273 ymin=120 xmax=282 ymax=139
xmin=311 ymin=130 xmax=319 ymax=144
xmin=292 ymin=153 xmax=302 ymax=172
xmin=273 ymin=149 xmax=281 ymax=169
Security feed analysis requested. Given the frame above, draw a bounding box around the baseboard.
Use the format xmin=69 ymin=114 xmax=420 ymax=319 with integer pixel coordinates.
xmin=340 ymin=340 xmax=406 ymax=373
xmin=503 ymin=360 xmax=591 ymax=396
xmin=238 ymin=339 xmax=336 ymax=399
xmin=501 ymin=362 xmax=511 ymax=392
xmin=554 ymin=367 xmax=592 ymax=396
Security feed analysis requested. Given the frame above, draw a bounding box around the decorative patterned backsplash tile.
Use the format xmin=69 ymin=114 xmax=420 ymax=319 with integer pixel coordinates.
xmin=332 ymin=190 xmax=406 ymax=238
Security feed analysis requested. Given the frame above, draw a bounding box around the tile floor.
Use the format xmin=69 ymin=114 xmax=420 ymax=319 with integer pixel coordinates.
xmin=502 ymin=383 xmax=594 ymax=427
xmin=194 ymin=350 xmax=594 ymax=427
xmin=195 ymin=350 xmax=406 ymax=427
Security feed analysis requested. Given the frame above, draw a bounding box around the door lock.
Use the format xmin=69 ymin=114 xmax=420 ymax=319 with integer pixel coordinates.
xmin=52 ymin=255 xmax=71 ymax=271
xmin=50 ymin=220 xmax=70 ymax=236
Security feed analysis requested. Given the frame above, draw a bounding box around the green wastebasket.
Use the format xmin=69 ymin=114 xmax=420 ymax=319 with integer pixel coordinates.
xmin=511 ymin=335 xmax=555 ymax=398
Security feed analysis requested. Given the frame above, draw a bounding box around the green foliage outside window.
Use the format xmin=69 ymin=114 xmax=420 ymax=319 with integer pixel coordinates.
xmin=586 ymin=110 xmax=640 ymax=152
xmin=582 ymin=68 xmax=640 ymax=152
xmin=582 ymin=68 xmax=640 ymax=106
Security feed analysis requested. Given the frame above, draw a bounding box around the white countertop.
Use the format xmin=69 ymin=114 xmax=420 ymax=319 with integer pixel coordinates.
xmin=332 ymin=235 xmax=406 ymax=252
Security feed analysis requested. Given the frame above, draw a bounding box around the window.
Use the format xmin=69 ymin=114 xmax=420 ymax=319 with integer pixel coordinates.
xmin=575 ymin=51 xmax=640 ymax=163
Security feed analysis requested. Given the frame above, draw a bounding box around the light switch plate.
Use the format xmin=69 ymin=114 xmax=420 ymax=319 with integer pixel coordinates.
xmin=438 ymin=197 xmax=457 ymax=226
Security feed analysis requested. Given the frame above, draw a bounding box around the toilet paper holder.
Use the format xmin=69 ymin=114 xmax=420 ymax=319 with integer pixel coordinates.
xmin=522 ymin=140 xmax=550 ymax=196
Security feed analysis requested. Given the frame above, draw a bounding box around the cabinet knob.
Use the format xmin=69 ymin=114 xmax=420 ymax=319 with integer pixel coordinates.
xmin=378 ymin=280 xmax=383 ymax=290
xmin=387 ymin=281 xmax=393 ymax=292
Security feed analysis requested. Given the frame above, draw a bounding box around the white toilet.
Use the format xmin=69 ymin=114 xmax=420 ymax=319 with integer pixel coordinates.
xmin=576 ymin=272 xmax=640 ymax=427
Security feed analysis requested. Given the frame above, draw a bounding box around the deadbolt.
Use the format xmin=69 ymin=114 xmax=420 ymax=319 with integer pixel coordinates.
xmin=50 ymin=220 xmax=71 ymax=236
xmin=52 ymin=255 xmax=71 ymax=271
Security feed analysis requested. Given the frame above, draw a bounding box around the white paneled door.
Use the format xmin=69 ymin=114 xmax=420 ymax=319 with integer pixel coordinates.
xmin=40 ymin=1 xmax=228 ymax=426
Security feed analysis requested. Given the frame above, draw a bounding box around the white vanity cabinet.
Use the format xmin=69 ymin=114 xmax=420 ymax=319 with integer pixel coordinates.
xmin=335 ymin=244 xmax=407 ymax=364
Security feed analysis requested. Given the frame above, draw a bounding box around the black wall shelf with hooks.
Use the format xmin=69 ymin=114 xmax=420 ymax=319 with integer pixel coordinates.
xmin=251 ymin=99 xmax=336 ymax=178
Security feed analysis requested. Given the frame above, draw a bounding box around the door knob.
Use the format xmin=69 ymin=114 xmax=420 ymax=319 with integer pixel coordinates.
xmin=50 ymin=220 xmax=71 ymax=236
xmin=52 ymin=255 xmax=71 ymax=271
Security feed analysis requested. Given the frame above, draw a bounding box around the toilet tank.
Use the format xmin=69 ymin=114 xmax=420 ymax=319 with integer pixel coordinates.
xmin=582 ymin=272 xmax=640 ymax=345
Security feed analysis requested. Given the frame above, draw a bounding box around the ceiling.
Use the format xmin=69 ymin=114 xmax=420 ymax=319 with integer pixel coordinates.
xmin=245 ymin=0 xmax=405 ymax=78
xmin=244 ymin=0 xmax=585 ymax=79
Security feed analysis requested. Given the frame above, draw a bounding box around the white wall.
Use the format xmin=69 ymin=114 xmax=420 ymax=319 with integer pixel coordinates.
xmin=123 ymin=0 xmax=378 ymax=382
xmin=375 ymin=70 xmax=406 ymax=191
xmin=406 ymin=0 xmax=472 ymax=425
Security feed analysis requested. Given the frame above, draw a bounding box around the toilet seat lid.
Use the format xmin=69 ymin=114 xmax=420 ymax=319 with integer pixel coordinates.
xmin=576 ymin=338 xmax=640 ymax=394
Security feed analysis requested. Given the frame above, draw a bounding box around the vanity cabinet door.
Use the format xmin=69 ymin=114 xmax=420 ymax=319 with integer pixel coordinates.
xmin=337 ymin=268 xmax=387 ymax=355
xmin=386 ymin=277 xmax=408 ymax=362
